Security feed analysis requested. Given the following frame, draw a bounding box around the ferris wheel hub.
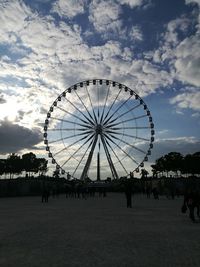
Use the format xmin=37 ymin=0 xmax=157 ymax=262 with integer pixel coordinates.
xmin=96 ymin=124 xmax=103 ymax=135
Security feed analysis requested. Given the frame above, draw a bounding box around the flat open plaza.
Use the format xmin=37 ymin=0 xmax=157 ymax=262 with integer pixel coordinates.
xmin=0 ymin=193 xmax=200 ymax=267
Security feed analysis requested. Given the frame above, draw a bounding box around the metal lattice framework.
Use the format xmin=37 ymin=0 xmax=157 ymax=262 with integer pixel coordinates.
xmin=44 ymin=79 xmax=154 ymax=180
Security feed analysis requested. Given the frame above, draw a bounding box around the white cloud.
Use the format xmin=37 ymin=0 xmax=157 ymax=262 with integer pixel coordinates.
xmin=129 ymin=25 xmax=143 ymax=41
xmin=174 ymin=35 xmax=200 ymax=87
xmin=89 ymin=0 xmax=122 ymax=37
xmin=164 ymin=17 xmax=190 ymax=46
xmin=51 ymin=0 xmax=86 ymax=18
xmin=117 ymin=0 xmax=146 ymax=8
xmin=185 ymin=0 xmax=200 ymax=5
xmin=152 ymin=17 xmax=191 ymax=64
xmin=151 ymin=13 xmax=200 ymax=90
xmin=0 ymin=0 xmax=32 ymax=44
xmin=170 ymin=87 xmax=200 ymax=111
xmin=128 ymin=59 xmax=173 ymax=95
xmin=88 ymin=0 xmax=146 ymax=40
xmin=192 ymin=112 xmax=200 ymax=118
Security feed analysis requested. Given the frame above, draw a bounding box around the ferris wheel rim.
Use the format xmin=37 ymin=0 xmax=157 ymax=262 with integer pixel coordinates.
xmin=44 ymin=79 xmax=155 ymax=178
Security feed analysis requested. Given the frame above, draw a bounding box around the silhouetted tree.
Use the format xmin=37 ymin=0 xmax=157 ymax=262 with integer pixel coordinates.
xmin=151 ymin=156 xmax=166 ymax=177
xmin=0 ymin=159 xmax=6 ymax=177
xmin=140 ymin=168 xmax=149 ymax=179
xmin=6 ymin=153 xmax=22 ymax=178
xmin=151 ymin=164 xmax=159 ymax=178
xmin=36 ymin=158 xmax=48 ymax=175
xmin=0 ymin=152 xmax=48 ymax=178
xmin=182 ymin=152 xmax=200 ymax=176
xmin=164 ymin=152 xmax=183 ymax=177
xmin=152 ymin=151 xmax=200 ymax=177
xmin=193 ymin=152 xmax=200 ymax=176
xmin=22 ymin=152 xmax=39 ymax=177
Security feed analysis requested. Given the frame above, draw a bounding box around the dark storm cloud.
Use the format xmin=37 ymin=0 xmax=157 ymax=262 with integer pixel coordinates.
xmin=151 ymin=137 xmax=200 ymax=160
xmin=135 ymin=137 xmax=200 ymax=163
xmin=0 ymin=120 xmax=42 ymax=154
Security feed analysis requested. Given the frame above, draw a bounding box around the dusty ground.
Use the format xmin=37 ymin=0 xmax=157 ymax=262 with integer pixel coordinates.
xmin=0 ymin=193 xmax=200 ymax=267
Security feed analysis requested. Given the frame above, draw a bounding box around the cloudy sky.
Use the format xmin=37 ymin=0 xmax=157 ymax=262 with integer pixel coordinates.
xmin=0 ymin=0 xmax=200 ymax=177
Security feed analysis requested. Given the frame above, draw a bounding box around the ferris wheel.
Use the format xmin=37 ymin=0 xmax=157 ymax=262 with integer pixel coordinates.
xmin=44 ymin=79 xmax=154 ymax=180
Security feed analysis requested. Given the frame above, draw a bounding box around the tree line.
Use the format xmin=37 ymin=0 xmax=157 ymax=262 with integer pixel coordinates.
xmin=1 ymin=150 xmax=199 ymax=179
xmin=151 ymin=151 xmax=200 ymax=178
xmin=0 ymin=152 xmax=48 ymax=179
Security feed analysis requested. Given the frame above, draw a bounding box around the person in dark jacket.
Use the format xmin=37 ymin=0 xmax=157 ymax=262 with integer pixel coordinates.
xmin=124 ymin=179 xmax=133 ymax=208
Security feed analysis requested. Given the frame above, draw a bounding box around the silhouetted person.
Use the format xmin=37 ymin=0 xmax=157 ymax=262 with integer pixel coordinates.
xmin=65 ymin=185 xmax=70 ymax=198
xmin=42 ymin=186 xmax=49 ymax=203
xmin=81 ymin=184 xmax=87 ymax=199
xmin=152 ymin=187 xmax=159 ymax=199
xmin=124 ymin=179 xmax=133 ymax=208
xmin=171 ymin=189 xmax=175 ymax=200
xmin=146 ymin=186 xmax=151 ymax=198
xmin=183 ymin=189 xmax=200 ymax=222
xmin=76 ymin=184 xmax=81 ymax=199
xmin=55 ymin=185 xmax=60 ymax=198
xmin=98 ymin=187 xmax=103 ymax=197
xmin=103 ymin=187 xmax=107 ymax=197
xmin=176 ymin=188 xmax=180 ymax=198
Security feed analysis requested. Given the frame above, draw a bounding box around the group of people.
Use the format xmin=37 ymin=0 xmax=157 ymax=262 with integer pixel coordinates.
xmin=124 ymin=182 xmax=160 ymax=208
xmin=41 ymin=179 xmax=200 ymax=224
xmin=41 ymin=182 xmax=108 ymax=203
xmin=124 ymin=180 xmax=200 ymax=224
xmin=65 ymin=184 xmax=107 ymax=199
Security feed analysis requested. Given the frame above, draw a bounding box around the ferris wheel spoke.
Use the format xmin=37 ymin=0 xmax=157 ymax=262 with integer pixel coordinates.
xmin=49 ymin=130 xmax=93 ymax=145
xmin=105 ymin=103 xmax=142 ymax=127
xmin=56 ymin=106 xmax=91 ymax=126
xmin=104 ymin=138 xmax=129 ymax=175
xmin=97 ymin=83 xmax=100 ymax=121
xmin=107 ymin=114 xmax=148 ymax=128
xmin=107 ymin=126 xmax=150 ymax=131
xmin=103 ymin=95 xmax=132 ymax=126
xmin=85 ymin=84 xmax=98 ymax=124
xmin=104 ymin=133 xmax=139 ymax=165
xmin=72 ymin=137 xmax=94 ymax=177
xmin=62 ymin=131 xmax=94 ymax=142
xmin=102 ymin=87 xmax=123 ymax=124
xmin=63 ymin=96 xmax=94 ymax=126
xmin=53 ymin=132 xmax=94 ymax=157
xmin=104 ymin=130 xmax=150 ymax=142
xmin=73 ymin=89 xmax=96 ymax=124
xmin=48 ymin=128 xmax=93 ymax=132
xmin=100 ymin=83 xmax=111 ymax=123
xmin=106 ymin=132 xmax=146 ymax=154
xmin=61 ymin=134 xmax=95 ymax=168
xmin=50 ymin=116 xmax=93 ymax=129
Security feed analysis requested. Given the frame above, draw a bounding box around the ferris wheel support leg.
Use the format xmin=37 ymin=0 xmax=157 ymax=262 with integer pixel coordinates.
xmin=101 ymin=135 xmax=119 ymax=180
xmin=80 ymin=135 xmax=98 ymax=181
xmin=97 ymin=152 xmax=100 ymax=181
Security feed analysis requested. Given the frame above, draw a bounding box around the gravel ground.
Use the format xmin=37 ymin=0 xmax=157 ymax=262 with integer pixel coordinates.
xmin=0 ymin=193 xmax=200 ymax=267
